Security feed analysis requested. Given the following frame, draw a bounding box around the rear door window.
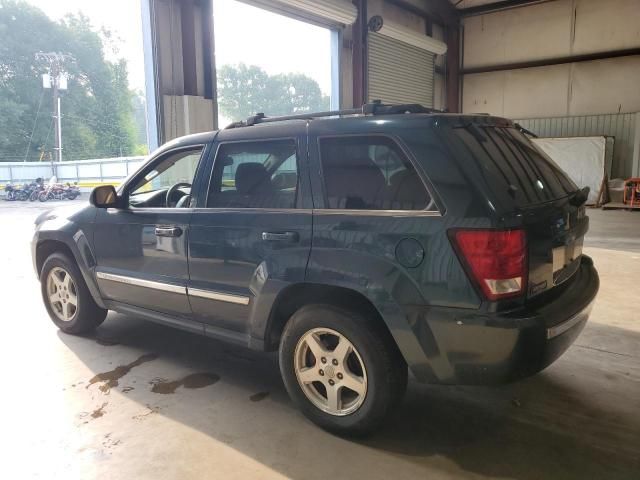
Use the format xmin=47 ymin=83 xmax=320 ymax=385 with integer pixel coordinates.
xmin=318 ymin=136 xmax=433 ymax=211
xmin=207 ymin=139 xmax=299 ymax=209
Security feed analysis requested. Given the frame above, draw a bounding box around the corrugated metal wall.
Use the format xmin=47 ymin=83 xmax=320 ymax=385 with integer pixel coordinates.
xmin=515 ymin=113 xmax=638 ymax=179
xmin=368 ymin=32 xmax=434 ymax=107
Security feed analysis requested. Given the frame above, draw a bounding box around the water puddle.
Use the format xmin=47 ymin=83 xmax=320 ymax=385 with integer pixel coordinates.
xmin=150 ymin=372 xmax=220 ymax=394
xmin=87 ymin=353 xmax=158 ymax=393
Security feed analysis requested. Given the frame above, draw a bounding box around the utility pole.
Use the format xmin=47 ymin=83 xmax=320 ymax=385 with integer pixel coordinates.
xmin=36 ymin=52 xmax=73 ymax=165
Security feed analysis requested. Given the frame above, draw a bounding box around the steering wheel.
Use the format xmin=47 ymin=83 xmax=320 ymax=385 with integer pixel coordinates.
xmin=165 ymin=182 xmax=192 ymax=207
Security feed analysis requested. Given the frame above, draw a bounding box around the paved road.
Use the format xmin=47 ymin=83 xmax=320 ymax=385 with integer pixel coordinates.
xmin=2 ymin=200 xmax=639 ymax=480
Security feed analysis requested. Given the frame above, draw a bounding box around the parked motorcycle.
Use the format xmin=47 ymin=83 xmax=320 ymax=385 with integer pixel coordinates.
xmin=27 ymin=178 xmax=45 ymax=201
xmin=4 ymin=183 xmax=30 ymax=201
xmin=4 ymin=184 xmax=17 ymax=201
xmin=66 ymin=183 xmax=81 ymax=200
xmin=38 ymin=182 xmax=81 ymax=202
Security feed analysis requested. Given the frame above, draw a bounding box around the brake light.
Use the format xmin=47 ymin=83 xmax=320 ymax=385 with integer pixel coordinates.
xmin=451 ymin=229 xmax=527 ymax=301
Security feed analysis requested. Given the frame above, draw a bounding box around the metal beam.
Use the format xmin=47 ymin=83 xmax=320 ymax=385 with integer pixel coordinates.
xmin=462 ymin=48 xmax=640 ymax=75
xmin=459 ymin=0 xmax=558 ymax=17
xmin=445 ymin=23 xmax=460 ymax=112
xmin=181 ymin=0 xmax=198 ymax=96
xmin=351 ymin=0 xmax=367 ymax=107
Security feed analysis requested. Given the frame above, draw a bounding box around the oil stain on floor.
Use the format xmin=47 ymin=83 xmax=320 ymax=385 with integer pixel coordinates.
xmin=87 ymin=353 xmax=158 ymax=393
xmin=249 ymin=392 xmax=270 ymax=402
xmin=150 ymin=373 xmax=220 ymax=394
xmin=91 ymin=402 xmax=108 ymax=419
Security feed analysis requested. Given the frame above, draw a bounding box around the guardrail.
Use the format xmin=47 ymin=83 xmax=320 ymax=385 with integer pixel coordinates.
xmin=0 ymin=156 xmax=147 ymax=193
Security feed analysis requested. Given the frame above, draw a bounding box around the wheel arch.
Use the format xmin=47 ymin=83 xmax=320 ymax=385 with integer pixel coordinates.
xmin=263 ymin=283 xmax=400 ymax=357
xmin=36 ymin=240 xmax=75 ymax=277
xmin=35 ymin=236 xmax=106 ymax=309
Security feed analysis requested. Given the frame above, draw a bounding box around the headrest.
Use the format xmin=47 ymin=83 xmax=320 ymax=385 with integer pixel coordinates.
xmin=235 ymin=162 xmax=272 ymax=194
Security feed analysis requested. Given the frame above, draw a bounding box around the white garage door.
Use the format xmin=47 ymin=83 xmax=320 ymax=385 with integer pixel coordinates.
xmin=368 ymin=31 xmax=434 ymax=107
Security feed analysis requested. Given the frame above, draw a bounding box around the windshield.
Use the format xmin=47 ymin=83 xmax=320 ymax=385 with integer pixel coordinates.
xmin=446 ymin=125 xmax=578 ymax=206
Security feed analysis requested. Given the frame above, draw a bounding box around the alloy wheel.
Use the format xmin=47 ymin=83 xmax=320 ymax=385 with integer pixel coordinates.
xmin=293 ymin=327 xmax=368 ymax=416
xmin=46 ymin=267 xmax=78 ymax=322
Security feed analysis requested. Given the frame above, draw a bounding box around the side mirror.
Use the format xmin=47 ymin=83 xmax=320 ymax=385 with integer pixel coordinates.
xmin=90 ymin=185 xmax=119 ymax=208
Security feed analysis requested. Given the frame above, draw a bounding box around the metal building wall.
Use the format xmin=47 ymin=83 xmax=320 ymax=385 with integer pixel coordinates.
xmin=515 ymin=112 xmax=639 ymax=179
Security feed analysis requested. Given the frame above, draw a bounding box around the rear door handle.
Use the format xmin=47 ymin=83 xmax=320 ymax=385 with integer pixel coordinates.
xmin=155 ymin=226 xmax=183 ymax=237
xmin=262 ymin=231 xmax=299 ymax=242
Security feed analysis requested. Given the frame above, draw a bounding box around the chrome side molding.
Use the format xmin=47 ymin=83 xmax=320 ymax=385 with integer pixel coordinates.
xmin=187 ymin=287 xmax=250 ymax=305
xmin=96 ymin=271 xmax=250 ymax=305
xmin=96 ymin=271 xmax=186 ymax=295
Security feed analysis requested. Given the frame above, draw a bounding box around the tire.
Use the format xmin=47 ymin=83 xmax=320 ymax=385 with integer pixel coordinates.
xmin=279 ymin=304 xmax=407 ymax=436
xmin=40 ymin=253 xmax=107 ymax=334
xmin=38 ymin=192 xmax=48 ymax=202
xmin=29 ymin=191 xmax=38 ymax=201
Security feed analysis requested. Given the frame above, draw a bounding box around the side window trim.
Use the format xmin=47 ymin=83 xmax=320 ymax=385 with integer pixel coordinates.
xmin=315 ymin=133 xmax=441 ymax=214
xmin=204 ymin=136 xmax=301 ymax=210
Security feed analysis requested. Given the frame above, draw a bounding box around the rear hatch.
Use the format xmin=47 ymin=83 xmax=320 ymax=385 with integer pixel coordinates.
xmin=440 ymin=119 xmax=588 ymax=300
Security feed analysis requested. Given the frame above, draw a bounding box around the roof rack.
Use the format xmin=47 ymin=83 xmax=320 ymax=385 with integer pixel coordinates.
xmin=224 ymin=101 xmax=444 ymax=129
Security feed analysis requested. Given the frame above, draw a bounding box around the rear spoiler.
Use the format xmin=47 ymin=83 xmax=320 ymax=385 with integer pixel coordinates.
xmin=569 ymin=186 xmax=590 ymax=206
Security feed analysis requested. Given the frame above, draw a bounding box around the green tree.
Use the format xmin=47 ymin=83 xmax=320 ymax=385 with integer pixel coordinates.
xmin=217 ymin=63 xmax=330 ymax=123
xmin=0 ymin=0 xmax=142 ymax=161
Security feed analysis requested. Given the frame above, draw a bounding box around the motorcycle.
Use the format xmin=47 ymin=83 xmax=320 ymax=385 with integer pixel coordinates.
xmin=4 ymin=183 xmax=30 ymax=201
xmin=4 ymin=184 xmax=16 ymax=201
xmin=65 ymin=183 xmax=81 ymax=200
xmin=27 ymin=179 xmax=45 ymax=201
xmin=38 ymin=182 xmax=81 ymax=202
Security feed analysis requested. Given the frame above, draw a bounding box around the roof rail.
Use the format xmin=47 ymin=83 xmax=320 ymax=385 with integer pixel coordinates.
xmin=224 ymin=101 xmax=443 ymax=129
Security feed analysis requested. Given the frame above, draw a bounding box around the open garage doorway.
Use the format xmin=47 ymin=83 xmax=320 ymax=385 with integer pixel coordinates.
xmin=213 ymin=0 xmax=336 ymax=127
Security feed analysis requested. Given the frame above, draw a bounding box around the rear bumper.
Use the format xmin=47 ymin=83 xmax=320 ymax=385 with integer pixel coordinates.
xmin=406 ymin=255 xmax=599 ymax=384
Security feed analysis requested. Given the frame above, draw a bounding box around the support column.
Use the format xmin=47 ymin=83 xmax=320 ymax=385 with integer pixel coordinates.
xmin=445 ymin=24 xmax=460 ymax=113
xmin=142 ymin=0 xmax=217 ymax=144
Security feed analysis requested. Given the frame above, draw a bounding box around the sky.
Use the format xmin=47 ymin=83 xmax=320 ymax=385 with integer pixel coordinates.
xmin=23 ymin=0 xmax=333 ymax=98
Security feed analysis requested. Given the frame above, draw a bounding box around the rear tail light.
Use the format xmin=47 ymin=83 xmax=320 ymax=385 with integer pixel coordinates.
xmin=451 ymin=229 xmax=527 ymax=301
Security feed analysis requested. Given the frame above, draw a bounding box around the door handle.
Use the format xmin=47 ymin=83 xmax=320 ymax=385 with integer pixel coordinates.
xmin=262 ymin=231 xmax=299 ymax=242
xmin=155 ymin=226 xmax=183 ymax=237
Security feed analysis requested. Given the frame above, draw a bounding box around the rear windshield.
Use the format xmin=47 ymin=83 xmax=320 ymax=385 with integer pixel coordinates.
xmin=445 ymin=125 xmax=578 ymax=206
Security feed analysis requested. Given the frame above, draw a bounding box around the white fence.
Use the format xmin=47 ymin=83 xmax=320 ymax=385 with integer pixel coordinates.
xmin=0 ymin=156 xmax=147 ymax=192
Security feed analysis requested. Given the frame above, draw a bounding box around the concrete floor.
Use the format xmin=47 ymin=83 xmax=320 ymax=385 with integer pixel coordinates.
xmin=2 ymin=201 xmax=639 ymax=479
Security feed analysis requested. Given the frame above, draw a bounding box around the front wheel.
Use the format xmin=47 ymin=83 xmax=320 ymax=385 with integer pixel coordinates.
xmin=29 ymin=191 xmax=39 ymax=201
xmin=38 ymin=192 xmax=49 ymax=202
xmin=279 ymin=304 xmax=407 ymax=436
xmin=40 ymin=253 xmax=107 ymax=334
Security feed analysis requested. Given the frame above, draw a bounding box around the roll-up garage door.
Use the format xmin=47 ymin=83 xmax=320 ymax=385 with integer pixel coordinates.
xmin=367 ymin=31 xmax=434 ymax=107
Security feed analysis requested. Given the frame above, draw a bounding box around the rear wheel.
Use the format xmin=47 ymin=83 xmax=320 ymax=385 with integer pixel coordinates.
xmin=279 ymin=304 xmax=407 ymax=436
xmin=40 ymin=253 xmax=107 ymax=334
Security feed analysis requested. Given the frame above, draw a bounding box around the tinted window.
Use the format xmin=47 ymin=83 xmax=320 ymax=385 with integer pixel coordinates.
xmin=319 ymin=136 xmax=432 ymax=210
xmin=207 ymin=140 xmax=298 ymax=209
xmin=447 ymin=126 xmax=577 ymax=206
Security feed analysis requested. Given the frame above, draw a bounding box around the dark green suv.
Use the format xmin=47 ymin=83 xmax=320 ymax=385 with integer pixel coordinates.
xmin=32 ymin=103 xmax=599 ymax=435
